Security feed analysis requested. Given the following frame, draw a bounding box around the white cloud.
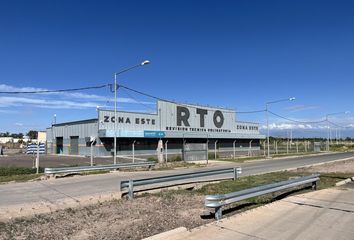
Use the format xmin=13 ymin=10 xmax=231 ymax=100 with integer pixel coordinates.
xmin=261 ymin=123 xmax=327 ymax=130
xmin=0 ymin=96 xmax=101 ymax=109
xmin=285 ymin=105 xmax=320 ymax=112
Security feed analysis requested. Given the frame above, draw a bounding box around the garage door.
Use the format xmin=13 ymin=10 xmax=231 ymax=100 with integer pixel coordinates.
xmin=70 ymin=136 xmax=79 ymax=155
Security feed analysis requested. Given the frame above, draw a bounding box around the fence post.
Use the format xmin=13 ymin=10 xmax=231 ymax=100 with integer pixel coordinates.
xmin=233 ymin=140 xmax=236 ymax=159
xmin=287 ymin=140 xmax=289 ymax=154
xmin=90 ymin=141 xmax=94 ymax=166
xmin=248 ymin=140 xmax=253 ymax=156
xmin=304 ymin=141 xmax=307 ymax=152
xmin=165 ymin=140 xmax=168 ymax=163
xmin=274 ymin=141 xmax=278 ymax=155
xmin=214 ymin=140 xmax=218 ymax=160
xmin=263 ymin=140 xmax=266 ymax=156
xmin=206 ymin=140 xmax=209 ymax=165
xmin=128 ymin=180 xmax=134 ymax=200
xmin=132 ymin=140 xmax=136 ymax=163
xmin=36 ymin=143 xmax=40 ymax=174
xmin=296 ymin=141 xmax=299 ymax=153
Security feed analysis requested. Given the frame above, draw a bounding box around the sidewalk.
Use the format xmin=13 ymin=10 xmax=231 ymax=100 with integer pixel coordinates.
xmin=153 ymin=182 xmax=354 ymax=240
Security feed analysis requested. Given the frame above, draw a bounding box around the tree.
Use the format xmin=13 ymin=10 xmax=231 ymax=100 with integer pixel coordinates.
xmin=27 ymin=130 xmax=38 ymax=140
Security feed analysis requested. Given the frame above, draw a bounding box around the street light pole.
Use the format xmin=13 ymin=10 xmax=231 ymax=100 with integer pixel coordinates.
xmin=266 ymin=103 xmax=270 ymax=158
xmin=325 ymin=111 xmax=349 ymax=152
xmin=266 ymin=97 xmax=295 ymax=158
xmin=114 ymin=73 xmax=117 ymax=164
xmin=113 ymin=60 xmax=150 ymax=165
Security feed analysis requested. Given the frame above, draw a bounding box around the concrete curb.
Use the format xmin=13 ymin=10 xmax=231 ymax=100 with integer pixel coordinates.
xmin=335 ymin=177 xmax=354 ymax=186
xmin=143 ymin=227 xmax=188 ymax=240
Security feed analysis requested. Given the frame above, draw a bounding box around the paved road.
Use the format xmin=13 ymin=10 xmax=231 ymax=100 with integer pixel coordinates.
xmin=165 ymin=182 xmax=354 ymax=240
xmin=0 ymin=152 xmax=354 ymax=208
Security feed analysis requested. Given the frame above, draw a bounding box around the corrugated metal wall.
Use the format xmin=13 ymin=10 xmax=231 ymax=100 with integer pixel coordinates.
xmin=52 ymin=121 xmax=98 ymax=138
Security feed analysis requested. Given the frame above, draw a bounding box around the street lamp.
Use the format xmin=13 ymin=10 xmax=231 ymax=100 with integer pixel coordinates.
xmin=266 ymin=97 xmax=295 ymax=158
xmin=325 ymin=111 xmax=350 ymax=151
xmin=113 ymin=60 xmax=150 ymax=164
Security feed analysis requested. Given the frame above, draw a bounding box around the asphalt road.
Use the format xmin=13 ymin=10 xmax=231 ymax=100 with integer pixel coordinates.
xmin=0 ymin=151 xmax=354 ymax=208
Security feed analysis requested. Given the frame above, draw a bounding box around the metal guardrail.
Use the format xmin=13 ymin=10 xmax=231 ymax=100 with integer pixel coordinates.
xmin=121 ymin=167 xmax=242 ymax=199
xmin=44 ymin=162 xmax=155 ymax=175
xmin=205 ymin=174 xmax=320 ymax=220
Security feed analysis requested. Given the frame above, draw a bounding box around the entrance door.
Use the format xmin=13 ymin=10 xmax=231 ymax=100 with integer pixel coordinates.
xmin=70 ymin=136 xmax=79 ymax=155
xmin=56 ymin=137 xmax=63 ymax=154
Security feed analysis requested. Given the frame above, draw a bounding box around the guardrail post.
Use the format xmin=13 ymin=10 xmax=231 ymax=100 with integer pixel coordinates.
xmin=215 ymin=207 xmax=222 ymax=220
xmin=312 ymin=180 xmax=317 ymax=190
xmin=128 ymin=180 xmax=134 ymax=200
xmin=233 ymin=167 xmax=237 ymax=180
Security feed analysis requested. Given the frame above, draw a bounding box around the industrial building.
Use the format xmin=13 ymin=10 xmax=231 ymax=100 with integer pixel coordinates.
xmin=46 ymin=100 xmax=265 ymax=159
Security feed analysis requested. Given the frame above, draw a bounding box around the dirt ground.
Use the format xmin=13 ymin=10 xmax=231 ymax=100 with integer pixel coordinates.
xmin=0 ymin=154 xmax=142 ymax=168
xmin=0 ymin=193 xmax=211 ymax=240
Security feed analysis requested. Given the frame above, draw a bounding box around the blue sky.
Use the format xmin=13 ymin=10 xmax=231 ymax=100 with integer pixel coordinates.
xmin=0 ymin=0 xmax=353 ymax=137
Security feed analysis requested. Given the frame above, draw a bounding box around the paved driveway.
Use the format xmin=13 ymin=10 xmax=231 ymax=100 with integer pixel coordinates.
xmin=165 ymin=182 xmax=354 ymax=240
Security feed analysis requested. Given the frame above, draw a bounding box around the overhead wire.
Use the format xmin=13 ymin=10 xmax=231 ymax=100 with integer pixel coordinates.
xmin=268 ymin=110 xmax=327 ymax=124
xmin=327 ymin=120 xmax=352 ymax=129
xmin=236 ymin=109 xmax=266 ymax=114
xmin=0 ymin=84 xmax=109 ymax=94
xmin=117 ymin=84 xmax=352 ymax=129
xmin=119 ymin=87 xmax=156 ymax=112
xmin=2 ymin=82 xmax=350 ymax=129
xmin=117 ymin=84 xmax=265 ymax=114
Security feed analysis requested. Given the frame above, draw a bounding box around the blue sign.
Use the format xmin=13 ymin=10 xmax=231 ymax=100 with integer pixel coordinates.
xmin=144 ymin=131 xmax=166 ymax=138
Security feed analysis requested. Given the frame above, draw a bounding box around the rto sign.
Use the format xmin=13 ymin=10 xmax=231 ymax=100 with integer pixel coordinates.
xmin=176 ymin=106 xmax=224 ymax=128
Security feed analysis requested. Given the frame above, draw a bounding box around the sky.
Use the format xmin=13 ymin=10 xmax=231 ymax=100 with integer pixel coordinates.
xmin=0 ymin=0 xmax=354 ymax=137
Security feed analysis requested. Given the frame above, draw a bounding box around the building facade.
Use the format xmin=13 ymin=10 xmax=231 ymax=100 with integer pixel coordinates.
xmin=46 ymin=100 xmax=265 ymax=158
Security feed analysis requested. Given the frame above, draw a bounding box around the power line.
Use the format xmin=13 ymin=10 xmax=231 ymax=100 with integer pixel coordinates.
xmin=0 ymin=84 xmax=109 ymax=94
xmin=119 ymin=87 xmax=156 ymax=111
xmin=327 ymin=120 xmax=352 ymax=129
xmin=118 ymin=84 xmax=265 ymax=114
xmin=237 ymin=109 xmax=266 ymax=114
xmin=117 ymin=84 xmax=238 ymax=113
xmin=268 ymin=110 xmax=327 ymax=124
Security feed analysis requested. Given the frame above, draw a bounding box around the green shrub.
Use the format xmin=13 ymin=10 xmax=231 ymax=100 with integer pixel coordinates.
xmin=208 ymin=152 xmax=219 ymax=159
xmin=0 ymin=166 xmax=44 ymax=176
xmin=147 ymin=157 xmax=157 ymax=162
xmin=170 ymin=155 xmax=182 ymax=162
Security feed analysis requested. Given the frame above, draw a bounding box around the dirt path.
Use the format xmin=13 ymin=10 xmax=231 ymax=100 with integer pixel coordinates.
xmin=0 ymin=193 xmax=211 ymax=240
